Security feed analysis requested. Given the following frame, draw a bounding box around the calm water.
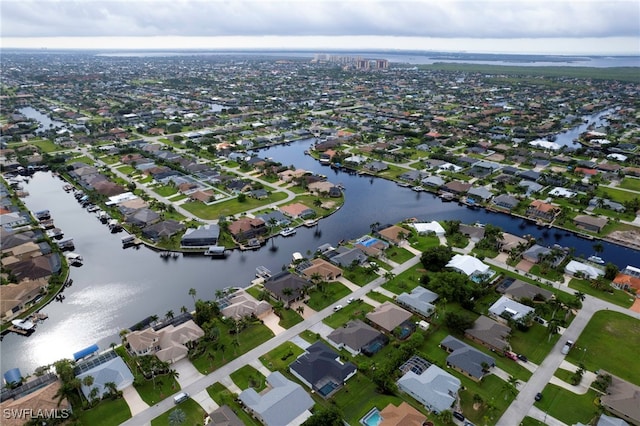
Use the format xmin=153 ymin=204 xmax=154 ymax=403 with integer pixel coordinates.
xmin=17 ymin=107 xmax=69 ymax=132
xmin=2 ymin=147 xmax=639 ymax=375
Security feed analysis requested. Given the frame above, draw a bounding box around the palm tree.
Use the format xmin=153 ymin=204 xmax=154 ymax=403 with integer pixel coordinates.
xmin=168 ymin=408 xmax=187 ymax=426
xmin=592 ymin=242 xmax=604 ymax=257
xmin=88 ymin=387 xmax=100 ymax=405
xmin=188 ymin=288 xmax=196 ymax=303
xmin=180 ymin=305 xmax=188 ymax=314
xmin=167 ymin=369 xmax=180 ymax=388
xmin=104 ymin=381 xmax=118 ymax=398
xmin=218 ymin=343 xmax=226 ymax=361
xmin=574 ymin=291 xmax=586 ymax=302
xmin=547 ymin=318 xmax=561 ymax=342
xmin=165 ymin=310 xmax=174 ymax=320
xmin=296 ymin=305 xmax=305 ymax=315
xmin=502 ymin=377 xmax=518 ymax=400
xmin=437 ymin=410 xmax=454 ymax=425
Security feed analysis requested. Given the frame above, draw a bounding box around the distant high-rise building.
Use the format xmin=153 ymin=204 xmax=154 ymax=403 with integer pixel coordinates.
xmin=375 ymin=59 xmax=389 ymax=69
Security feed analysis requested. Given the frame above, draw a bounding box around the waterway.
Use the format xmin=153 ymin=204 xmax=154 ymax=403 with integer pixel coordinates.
xmin=552 ymin=108 xmax=616 ymax=148
xmin=17 ymin=106 xmax=82 ymax=134
xmin=2 ymin=137 xmax=639 ymax=374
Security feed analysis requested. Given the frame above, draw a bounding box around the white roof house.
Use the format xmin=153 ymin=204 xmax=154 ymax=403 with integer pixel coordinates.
xmin=549 ymin=187 xmax=577 ymax=198
xmin=446 ymin=254 xmax=490 ymax=277
xmin=529 ymin=139 xmax=561 ymax=150
xmin=410 ymin=221 xmax=445 ymax=236
xmin=488 ymin=296 xmax=534 ymax=321
xmin=565 ymin=260 xmax=604 ymax=280
xmin=397 ymin=364 xmax=461 ymax=414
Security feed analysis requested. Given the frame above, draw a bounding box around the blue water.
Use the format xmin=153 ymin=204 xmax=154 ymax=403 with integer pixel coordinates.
xmin=318 ymin=381 xmax=338 ymax=396
xmin=361 ymin=408 xmax=382 ymax=426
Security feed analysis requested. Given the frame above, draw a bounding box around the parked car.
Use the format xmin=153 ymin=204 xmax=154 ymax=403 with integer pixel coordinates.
xmin=517 ymin=354 xmax=528 ymax=362
xmin=505 ymin=351 xmax=518 ymax=361
xmin=535 ymin=392 xmax=543 ymax=401
xmin=561 ymin=340 xmax=574 ymax=355
xmin=453 ymin=412 xmax=465 ymax=421
xmin=333 ymin=304 xmax=343 ymax=312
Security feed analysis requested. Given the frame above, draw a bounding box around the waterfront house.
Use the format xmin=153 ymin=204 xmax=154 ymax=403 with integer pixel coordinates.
xmin=488 ymin=296 xmax=535 ymax=323
xmin=239 ymin=371 xmax=314 ymax=426
xmin=612 ymin=266 xmax=640 ymax=292
xmin=326 ymin=319 xmax=387 ymax=356
xmin=300 ymin=258 xmax=343 ymax=281
xmin=124 ymin=207 xmax=161 ymax=227
xmin=365 ymin=301 xmax=413 ymax=334
xmin=279 ymin=203 xmax=316 ymax=219
xmin=219 ymin=288 xmax=272 ymax=320
xmin=142 ymin=220 xmax=184 ymax=241
xmin=257 ymin=210 xmax=290 ymax=227
xmin=410 ymin=221 xmax=445 ymax=236
xmin=492 ymin=194 xmax=519 ymax=210
xmin=0 ymin=277 xmax=48 ymax=319
xmin=421 ymin=175 xmax=445 ymax=189
xmin=446 ymin=254 xmax=490 ymax=277
xmin=263 ymin=271 xmax=310 ymax=306
xmin=76 ymin=351 xmax=134 ymax=400
xmin=467 ymin=186 xmax=493 ymax=203
xmin=396 ymin=286 xmax=438 ymax=318
xmin=125 ymin=319 xmax=204 ymax=363
xmin=327 ymin=246 xmax=368 ymax=268
xmin=377 ymin=224 xmax=410 ymax=245
xmin=443 ymin=181 xmax=471 ymax=195
xmin=565 ymin=260 xmax=605 ymax=280
xmin=228 ymin=217 xmax=267 ymax=242
xmin=573 ymin=215 xmax=608 ymax=233
xmin=440 ymin=335 xmax=496 ymax=381
xmin=363 ymin=160 xmax=389 ymax=173
xmin=521 ymin=244 xmax=553 ymax=263
xmin=0 ymin=376 xmax=70 ymax=426
xmin=396 ymin=364 xmax=461 ymax=414
xmin=526 ymin=200 xmax=559 ymax=222
xmin=464 ymin=316 xmax=511 ymax=352
xmin=459 ymin=224 xmax=486 ymax=242
xmin=180 ymin=224 xmax=220 ymax=247
xmin=288 ymin=341 xmax=357 ymax=398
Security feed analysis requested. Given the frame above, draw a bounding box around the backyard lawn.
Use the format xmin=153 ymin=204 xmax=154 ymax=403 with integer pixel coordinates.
xmin=230 ymin=365 xmax=267 ymax=392
xmin=366 ymin=290 xmax=394 ymax=303
xmin=77 ymin=398 xmax=131 ymax=426
xmin=566 ymin=310 xmax=640 ymax=384
xmin=207 ymin=383 xmax=261 ymax=426
xmin=151 ymin=398 xmax=207 ymax=426
xmin=259 ymin=342 xmax=305 ymax=371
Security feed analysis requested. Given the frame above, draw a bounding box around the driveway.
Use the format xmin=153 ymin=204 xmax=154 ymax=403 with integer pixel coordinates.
xmin=262 ymin=312 xmax=286 ymax=335
xmin=173 ymin=357 xmax=204 ymax=389
xmin=122 ymin=385 xmax=149 ymax=416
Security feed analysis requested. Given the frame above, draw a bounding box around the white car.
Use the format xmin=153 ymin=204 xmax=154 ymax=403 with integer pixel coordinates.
xmin=333 ymin=304 xmax=343 ymax=312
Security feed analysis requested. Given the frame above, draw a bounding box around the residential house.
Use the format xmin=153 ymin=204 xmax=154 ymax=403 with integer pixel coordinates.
xmin=467 ymin=186 xmax=493 ymax=203
xmin=492 ymin=194 xmax=519 ymax=210
xmin=142 ymin=220 xmax=184 ymax=241
xmin=464 ymin=316 xmax=511 ymax=352
xmin=519 ymin=180 xmax=544 ymax=196
xmin=208 ymin=405 xmax=245 ymax=426
xmin=612 ymin=266 xmax=640 ymax=292
xmin=421 ymin=175 xmax=445 ymax=189
xmin=488 ymin=296 xmax=535 ymax=323
xmin=307 ymin=181 xmax=336 ymax=195
xmin=0 ymin=278 xmax=48 ymax=319
xmin=446 ymin=254 xmax=490 ymax=277
xmin=459 ymin=224 xmax=486 ymax=243
xmin=599 ymin=371 xmax=640 ymax=426
xmin=219 ymin=288 xmax=272 ymax=320
xmin=180 ymin=224 xmax=220 ymax=247
xmin=440 ymin=335 xmax=496 ymax=381
xmin=498 ymin=233 xmax=529 ymax=253
xmin=565 ymin=260 xmax=605 ymax=280
xmin=124 ymin=208 xmax=161 ymax=227
xmin=300 ymin=258 xmax=343 ymax=281
xmin=239 ymin=371 xmax=314 ymax=426
xmin=279 ymin=203 xmax=316 ymax=219
xmin=365 ymin=301 xmax=413 ymax=334
xmin=228 ymin=217 xmax=266 ymax=242
xmin=521 ymin=244 xmax=553 ymax=264
xmin=327 ymin=246 xmax=368 ymax=268
xmin=442 ymin=181 xmax=472 ymax=195
xmin=574 ymin=215 xmax=608 ymax=233
xmin=0 ymin=377 xmax=71 ymax=426
xmin=396 ymin=286 xmax=438 ymax=318
xmin=125 ymin=319 xmax=204 ymax=363
xmin=589 ymin=198 xmax=625 ymax=213
xmin=326 ymin=319 xmax=386 ymax=356
xmin=526 ymin=200 xmax=559 ymax=222
xmin=378 ymin=402 xmax=427 ymax=426
xmin=377 ymin=225 xmax=410 ymax=245
xmin=496 ymin=279 xmax=553 ymax=301
xmin=396 ymin=364 xmax=461 ymax=414
xmin=364 ymin=160 xmax=389 ymax=173
xmin=289 ymin=342 xmax=357 ymax=398
xmin=75 ymin=351 xmax=134 ymax=400
xmin=263 ymin=271 xmax=310 ymax=305
xmin=257 ymin=211 xmax=291 ymax=227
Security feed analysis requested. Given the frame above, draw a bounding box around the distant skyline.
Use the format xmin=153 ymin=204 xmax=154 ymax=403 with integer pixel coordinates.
xmin=2 ymin=0 xmax=639 ymax=55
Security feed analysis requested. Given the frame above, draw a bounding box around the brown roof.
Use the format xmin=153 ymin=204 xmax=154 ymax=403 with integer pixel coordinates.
xmin=379 ymin=402 xmax=426 ymax=426
xmin=366 ymin=301 xmax=412 ymax=333
xmin=228 ymin=217 xmax=265 ymax=235
xmin=378 ymin=225 xmax=409 ymax=244
xmin=613 ymin=273 xmax=640 ymax=291
xmin=301 ymin=258 xmax=343 ymax=281
xmin=600 ymin=371 xmax=640 ymax=425
xmin=0 ymin=380 xmax=69 ymax=426
xmin=465 ymin=315 xmax=511 ymax=351
xmin=574 ymin=215 xmax=608 ymax=229
xmin=279 ymin=203 xmax=313 ymax=218
xmin=529 ymin=200 xmax=557 ymax=213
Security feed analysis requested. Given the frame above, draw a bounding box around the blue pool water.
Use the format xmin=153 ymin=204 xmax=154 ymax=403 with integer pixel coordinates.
xmin=358 ymin=237 xmax=380 ymax=247
xmin=361 ymin=408 xmax=382 ymax=426
xmin=318 ymin=381 xmax=338 ymax=396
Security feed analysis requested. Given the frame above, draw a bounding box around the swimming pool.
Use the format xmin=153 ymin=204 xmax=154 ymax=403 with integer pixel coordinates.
xmin=358 ymin=237 xmax=381 ymax=247
xmin=361 ymin=407 xmax=382 ymax=426
xmin=317 ymin=381 xmax=338 ymax=397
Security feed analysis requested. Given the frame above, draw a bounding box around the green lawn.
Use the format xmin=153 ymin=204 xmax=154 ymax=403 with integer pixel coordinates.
xmin=151 ymin=398 xmax=207 ymax=426
xmin=521 ymin=417 xmax=548 ymax=426
xmin=534 ymin=385 xmax=599 ymax=426
xmin=599 ymin=186 xmax=640 ymax=203
xmin=385 ymin=246 xmax=416 ymax=264
xmin=68 ymin=155 xmax=94 ymax=165
xmin=259 ymin=342 xmax=305 ymax=371
xmin=76 ymin=398 xmax=131 ymax=426
xmin=306 ymin=281 xmax=352 ymax=311
xmin=206 ymin=383 xmax=261 ymax=426
xmin=181 ymin=192 xmax=288 ymax=219
xmin=342 ymin=266 xmax=379 ymax=286
xmin=553 ymin=367 xmax=575 ymax=384
xmin=323 ymin=299 xmax=375 ymax=328
xmin=152 ymin=184 xmax=179 ymax=197
xmin=407 ymin=232 xmax=441 ymax=253
xmin=566 ymin=310 xmax=640 ymax=383
xmin=618 ymin=177 xmax=640 ymax=192
xmin=277 ymin=307 xmax=304 ymax=328
xmin=299 ymin=330 xmax=321 ymax=344
xmin=458 ymin=374 xmax=517 ymax=425
xmin=568 ymin=278 xmax=634 ymax=308
xmin=230 ymin=365 xmax=267 ymax=392
xmin=116 ymin=164 xmax=137 ymax=175
xmin=381 ymin=264 xmax=425 ymax=295
xmin=509 ymin=322 xmax=561 ymax=364
xmin=32 ymin=139 xmax=63 ymax=153
xmin=366 ymin=290 xmax=394 ymax=303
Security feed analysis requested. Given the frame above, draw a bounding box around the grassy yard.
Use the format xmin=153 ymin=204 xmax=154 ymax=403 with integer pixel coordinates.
xmin=116 ymin=164 xmax=137 ymax=175
xmin=76 ymin=398 xmax=131 ymax=426
xmin=229 ymin=365 xmax=267 ymax=392
xmin=407 ymin=232 xmax=441 ymax=252
xmin=381 ymin=264 xmax=425 ymax=295
xmin=151 ymin=398 xmax=207 ymax=426
xmin=277 ymin=307 xmax=304 ymax=328
xmin=323 ymin=299 xmax=375 ymax=328
xmin=534 ymin=385 xmax=600 ymax=426
xmin=299 ymin=329 xmax=321 ymax=344
xmin=32 ymin=139 xmax=63 ymax=153
xmin=458 ymin=374 xmax=517 ymax=425
xmin=384 ymin=246 xmax=416 ymax=264
xmin=521 ymin=417 xmax=548 ymax=426
xmin=618 ymin=177 xmax=640 ymax=192
xmin=206 ymin=382 xmax=261 ymax=426
xmin=366 ymin=290 xmax=394 ymax=303
xmin=259 ymin=342 xmax=305 ymax=371
xmin=342 ymin=265 xmax=379 ymax=286
xmin=306 ymin=281 xmax=352 ymax=311
xmin=68 ymin=155 xmax=95 ymax=165
xmin=568 ymin=278 xmax=634 ymax=308
xmin=509 ymin=322 xmax=561 ymax=364
xmin=599 ymin=186 xmax=640 ymax=204
xmin=181 ymin=191 xmax=288 ymax=219
xmin=152 ymin=184 xmax=179 ymax=197
xmin=566 ymin=310 xmax=640 ymax=384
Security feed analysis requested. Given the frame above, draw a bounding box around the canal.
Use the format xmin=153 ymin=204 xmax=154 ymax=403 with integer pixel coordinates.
xmin=2 ymin=140 xmax=638 ymax=375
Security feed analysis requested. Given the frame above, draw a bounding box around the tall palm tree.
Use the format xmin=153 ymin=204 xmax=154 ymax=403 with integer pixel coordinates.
xmin=188 ymin=288 xmax=196 ymax=303
xmin=165 ymin=310 xmax=174 ymax=320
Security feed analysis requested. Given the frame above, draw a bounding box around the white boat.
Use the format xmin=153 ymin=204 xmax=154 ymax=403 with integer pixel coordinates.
xmin=587 ymin=256 xmax=605 ymax=264
xmin=204 ymin=246 xmax=226 ymax=256
xmin=121 ymin=235 xmax=136 ymax=245
xmin=256 ymin=265 xmax=272 ymax=279
xmin=280 ymin=227 xmax=296 ymax=237
xmin=65 ymin=252 xmax=84 ymax=266
xmin=12 ymin=318 xmax=36 ymax=331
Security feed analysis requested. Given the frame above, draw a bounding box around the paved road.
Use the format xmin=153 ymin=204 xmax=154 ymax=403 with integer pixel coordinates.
xmin=120 ymin=254 xmax=422 ymax=425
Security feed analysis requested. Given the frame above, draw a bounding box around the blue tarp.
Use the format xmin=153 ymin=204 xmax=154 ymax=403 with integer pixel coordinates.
xmin=4 ymin=368 xmax=22 ymax=384
xmin=73 ymin=344 xmax=99 ymax=361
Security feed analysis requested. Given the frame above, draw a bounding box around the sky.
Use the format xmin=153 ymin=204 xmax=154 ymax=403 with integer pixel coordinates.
xmin=1 ymin=0 xmax=639 ymax=55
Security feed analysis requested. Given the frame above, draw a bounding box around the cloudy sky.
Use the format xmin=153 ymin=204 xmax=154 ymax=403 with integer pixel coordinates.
xmin=2 ymin=0 xmax=639 ymax=54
